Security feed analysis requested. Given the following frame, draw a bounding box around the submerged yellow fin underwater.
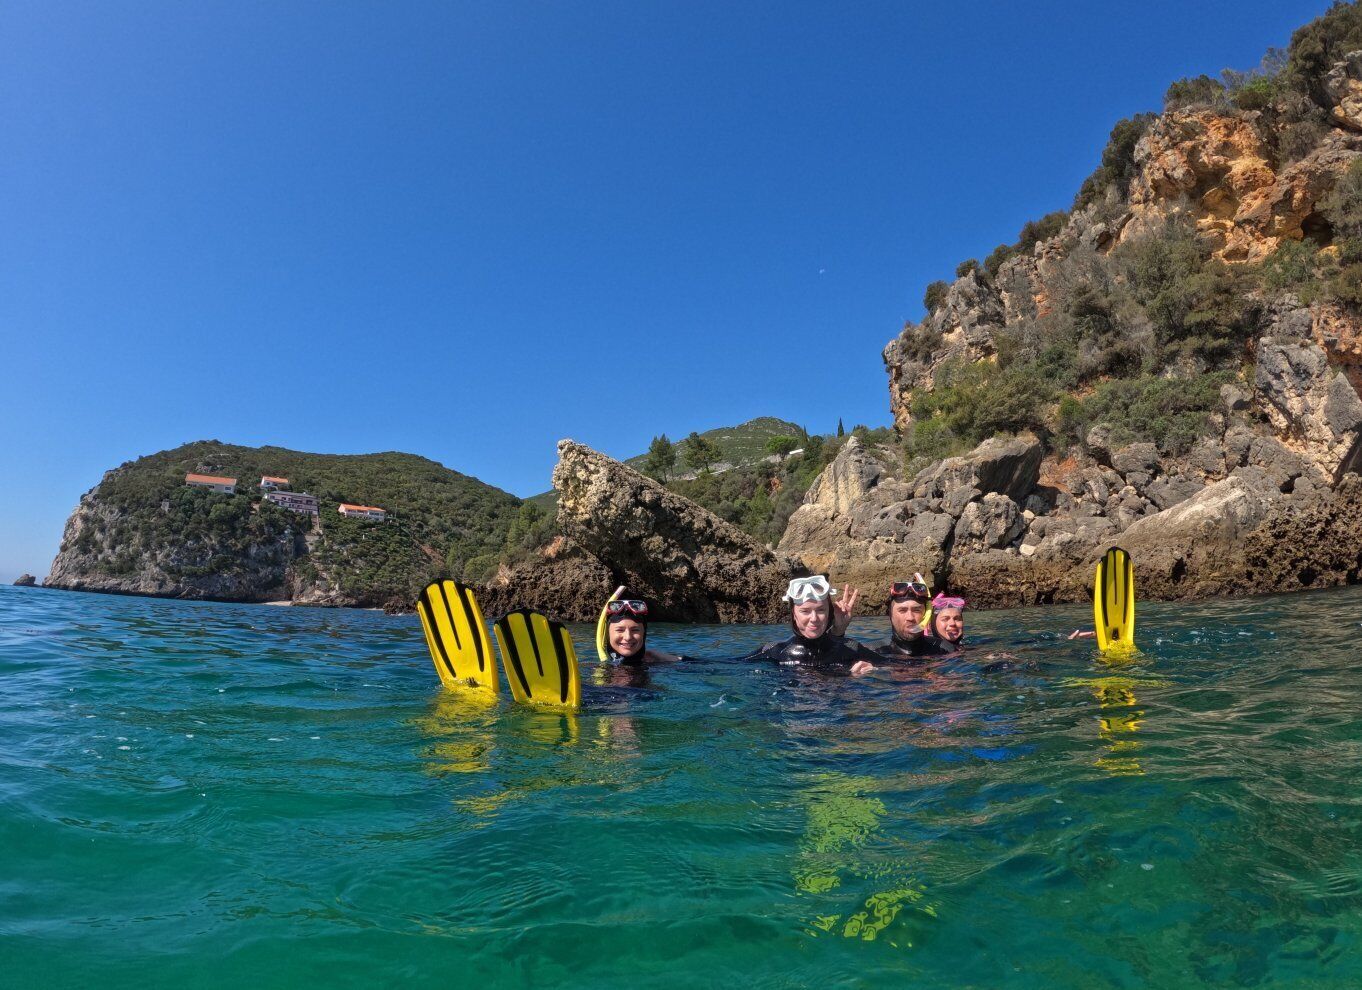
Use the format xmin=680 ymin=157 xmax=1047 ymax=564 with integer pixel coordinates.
xmin=416 ymin=581 xmax=581 ymax=710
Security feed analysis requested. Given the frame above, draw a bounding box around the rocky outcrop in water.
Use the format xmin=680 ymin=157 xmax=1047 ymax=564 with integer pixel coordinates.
xmin=867 ymin=31 xmax=1362 ymax=608
xmin=483 ymin=440 xmax=807 ymax=623
xmin=784 ymin=286 xmax=1362 ymax=608
xmin=13 ymin=574 xmax=36 ymax=587
xmin=478 ymin=536 xmax=615 ymax=624
xmin=777 ymin=424 xmax=1362 ymax=610
xmin=776 ymin=434 xmax=1044 ymax=608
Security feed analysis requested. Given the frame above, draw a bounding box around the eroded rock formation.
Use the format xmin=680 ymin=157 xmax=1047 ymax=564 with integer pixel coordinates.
xmin=487 ymin=440 xmax=805 ymax=623
xmin=883 ymin=62 xmax=1362 ymax=433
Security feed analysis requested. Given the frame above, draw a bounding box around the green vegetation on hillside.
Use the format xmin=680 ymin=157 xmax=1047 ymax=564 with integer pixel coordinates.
xmin=625 ymin=417 xmax=806 ymax=473
xmin=90 ymin=441 xmax=521 ymax=601
xmin=507 ymin=420 xmax=893 ymax=558
xmin=908 ymin=217 xmax=1256 ymax=457
xmin=905 ymin=2 xmax=1362 ymax=468
xmin=665 ymin=426 xmax=897 ymax=545
xmin=79 ymin=484 xmax=302 ymax=580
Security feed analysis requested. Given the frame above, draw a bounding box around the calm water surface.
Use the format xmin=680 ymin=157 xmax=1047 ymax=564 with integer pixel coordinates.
xmin=4 ymin=583 xmax=1362 ymax=988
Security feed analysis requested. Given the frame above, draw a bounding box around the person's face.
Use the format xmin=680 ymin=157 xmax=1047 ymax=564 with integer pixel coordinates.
xmin=608 ymin=618 xmax=645 ymax=657
xmin=935 ymin=608 xmax=964 ymax=641
xmin=792 ymin=599 xmax=830 ymax=639
xmin=889 ymin=598 xmax=926 ymax=639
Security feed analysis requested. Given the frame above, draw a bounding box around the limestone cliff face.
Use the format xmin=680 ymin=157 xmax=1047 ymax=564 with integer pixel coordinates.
xmin=786 ymin=290 xmax=1362 ymax=607
xmin=861 ymin=39 xmax=1362 ymax=607
xmin=550 ymin=440 xmax=804 ymax=622
xmin=43 ymin=440 xmax=513 ymax=611
xmin=47 ymin=484 xmax=307 ymax=602
xmin=1118 ymin=110 xmax=1360 ymax=263
xmin=884 ymin=64 xmax=1362 ymax=432
xmin=1314 ymin=302 xmax=1362 ymax=394
xmin=478 ymin=536 xmax=615 ymax=623
xmin=483 ymin=440 xmax=805 ymax=623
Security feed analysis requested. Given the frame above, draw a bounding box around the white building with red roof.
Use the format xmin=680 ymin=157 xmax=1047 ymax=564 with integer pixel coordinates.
xmin=185 ymin=473 xmax=237 ymax=495
xmin=259 ymin=476 xmax=290 ymax=491
xmin=338 ymin=503 xmax=386 ymax=522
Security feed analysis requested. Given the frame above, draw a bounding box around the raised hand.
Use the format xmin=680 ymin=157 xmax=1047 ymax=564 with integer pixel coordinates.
xmin=831 ymin=584 xmax=859 ymax=635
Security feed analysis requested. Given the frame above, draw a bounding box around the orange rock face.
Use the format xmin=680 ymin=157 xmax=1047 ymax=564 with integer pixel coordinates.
xmin=1315 ymin=302 xmax=1362 ymax=396
xmin=1123 ymin=110 xmax=1359 ymax=263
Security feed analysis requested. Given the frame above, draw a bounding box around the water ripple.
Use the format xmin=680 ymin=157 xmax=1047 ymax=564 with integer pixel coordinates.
xmin=5 ymin=585 xmax=1362 ymax=986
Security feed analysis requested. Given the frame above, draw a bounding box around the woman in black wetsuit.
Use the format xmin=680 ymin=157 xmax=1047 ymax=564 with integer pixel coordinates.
xmin=741 ymin=575 xmax=880 ymax=675
xmin=599 ymin=590 xmax=682 ymax=665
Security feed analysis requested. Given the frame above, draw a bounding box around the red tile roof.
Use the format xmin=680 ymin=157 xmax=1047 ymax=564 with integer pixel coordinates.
xmin=185 ymin=473 xmax=237 ymax=485
xmin=261 ymin=476 xmax=289 ymax=483
xmin=339 ymin=503 xmax=385 ymax=513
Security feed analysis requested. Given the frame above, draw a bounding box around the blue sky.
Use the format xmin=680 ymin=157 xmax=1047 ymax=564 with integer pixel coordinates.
xmin=0 ymin=0 xmax=1333 ymax=580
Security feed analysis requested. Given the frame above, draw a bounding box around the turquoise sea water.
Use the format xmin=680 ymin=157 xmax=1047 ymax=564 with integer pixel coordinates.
xmin=5 ymin=584 xmax=1362 ymax=988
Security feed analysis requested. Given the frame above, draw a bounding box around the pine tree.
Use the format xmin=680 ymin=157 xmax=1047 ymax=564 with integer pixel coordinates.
xmin=836 ymin=418 xmax=845 ymax=437
xmin=643 ymin=434 xmax=676 ymax=481
xmin=681 ymin=431 xmax=718 ymax=472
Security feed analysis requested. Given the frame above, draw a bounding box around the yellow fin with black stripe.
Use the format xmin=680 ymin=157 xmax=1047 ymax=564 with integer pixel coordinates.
xmin=1093 ymin=547 xmax=1136 ymax=652
xmin=493 ymin=608 xmax=581 ymax=710
xmin=415 ymin=580 xmax=499 ymax=693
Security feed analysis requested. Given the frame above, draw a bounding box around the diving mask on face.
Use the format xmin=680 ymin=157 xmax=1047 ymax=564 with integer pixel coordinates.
xmin=782 ymin=575 xmax=837 ymax=604
xmin=889 ymin=580 xmax=930 ymax=602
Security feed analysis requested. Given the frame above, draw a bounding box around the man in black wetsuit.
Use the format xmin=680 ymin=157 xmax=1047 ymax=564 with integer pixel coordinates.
xmin=741 ymin=575 xmax=881 ymax=675
xmin=870 ymin=579 xmax=953 ymax=660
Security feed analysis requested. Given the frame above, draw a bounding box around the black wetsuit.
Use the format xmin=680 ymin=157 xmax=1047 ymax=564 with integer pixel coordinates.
xmin=741 ymin=633 xmax=882 ymax=671
xmin=870 ymin=631 xmax=953 ymax=660
xmin=608 ymin=647 xmax=684 ymax=666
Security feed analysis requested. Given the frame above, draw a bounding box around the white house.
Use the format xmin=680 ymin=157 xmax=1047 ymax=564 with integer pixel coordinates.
xmin=338 ymin=503 xmax=386 ymax=522
xmin=265 ymin=491 xmax=319 ymax=516
xmin=185 ymin=473 xmax=237 ymax=495
xmin=259 ymin=476 xmax=290 ymax=491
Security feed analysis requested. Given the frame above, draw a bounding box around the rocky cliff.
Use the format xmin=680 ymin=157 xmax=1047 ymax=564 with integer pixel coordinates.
xmin=483 ymin=440 xmax=804 ymax=623
xmin=832 ymin=8 xmax=1362 ymax=608
xmin=48 ymin=488 xmax=307 ymax=602
xmin=780 ymin=304 xmax=1362 ymax=610
xmin=45 ymin=441 xmax=520 ymax=609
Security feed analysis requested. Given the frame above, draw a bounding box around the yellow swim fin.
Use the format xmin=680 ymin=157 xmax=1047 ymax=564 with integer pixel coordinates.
xmin=415 ymin=580 xmax=499 ymax=693
xmin=1093 ymin=547 xmax=1136 ymax=652
xmin=493 ymin=608 xmax=582 ymax=710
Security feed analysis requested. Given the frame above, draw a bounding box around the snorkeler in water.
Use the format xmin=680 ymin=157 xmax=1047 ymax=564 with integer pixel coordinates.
xmin=926 ymin=593 xmax=967 ymax=654
xmin=870 ymin=578 xmax=953 ymax=660
xmin=598 ymin=588 xmax=683 ymax=665
xmin=740 ymin=575 xmax=880 ymax=675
